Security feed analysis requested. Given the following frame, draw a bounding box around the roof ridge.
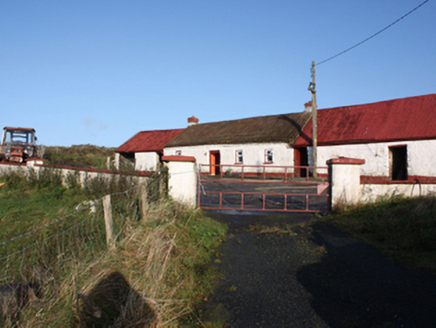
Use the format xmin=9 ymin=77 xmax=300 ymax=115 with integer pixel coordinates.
xmin=191 ymin=112 xmax=306 ymax=126
xmin=319 ymin=93 xmax=436 ymax=112
xmin=138 ymin=128 xmax=185 ymax=133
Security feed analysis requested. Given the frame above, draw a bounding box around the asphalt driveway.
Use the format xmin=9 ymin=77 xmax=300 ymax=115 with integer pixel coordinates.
xmin=198 ymin=211 xmax=436 ymax=328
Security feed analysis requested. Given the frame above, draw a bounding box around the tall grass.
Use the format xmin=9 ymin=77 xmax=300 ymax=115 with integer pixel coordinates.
xmin=0 ymin=169 xmax=227 ymax=327
xmin=328 ymin=195 xmax=436 ymax=273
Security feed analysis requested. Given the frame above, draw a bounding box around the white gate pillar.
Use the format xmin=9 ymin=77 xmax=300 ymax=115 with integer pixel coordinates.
xmin=327 ymin=157 xmax=365 ymax=210
xmin=162 ymin=156 xmax=197 ymax=207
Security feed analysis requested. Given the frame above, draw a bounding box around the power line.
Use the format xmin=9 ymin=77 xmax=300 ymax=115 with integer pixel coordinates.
xmin=317 ymin=0 xmax=430 ymax=66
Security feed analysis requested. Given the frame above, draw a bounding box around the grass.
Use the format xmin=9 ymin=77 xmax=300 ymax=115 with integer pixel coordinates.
xmin=0 ymin=168 xmax=142 ymax=245
xmin=0 ymin=169 xmax=227 ymax=327
xmin=25 ymin=201 xmax=227 ymax=327
xmin=42 ymin=144 xmax=116 ymax=169
xmin=0 ymin=170 xmax=89 ymax=244
xmin=326 ymin=195 xmax=436 ymax=273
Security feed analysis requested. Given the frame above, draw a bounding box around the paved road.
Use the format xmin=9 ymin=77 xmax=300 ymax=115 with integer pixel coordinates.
xmin=198 ymin=211 xmax=436 ymax=327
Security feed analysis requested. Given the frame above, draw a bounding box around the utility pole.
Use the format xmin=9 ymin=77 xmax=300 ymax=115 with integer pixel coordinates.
xmin=308 ymin=61 xmax=318 ymax=178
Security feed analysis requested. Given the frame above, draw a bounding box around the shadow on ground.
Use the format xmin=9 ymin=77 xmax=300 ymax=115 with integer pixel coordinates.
xmin=78 ymin=271 xmax=156 ymax=327
xmin=198 ymin=211 xmax=436 ymax=328
xmin=298 ymin=222 xmax=436 ymax=327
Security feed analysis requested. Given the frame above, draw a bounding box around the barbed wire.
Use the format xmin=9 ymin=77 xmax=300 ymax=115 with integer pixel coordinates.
xmin=0 ymin=168 xmax=168 ymax=327
xmin=0 ymin=210 xmax=97 ymax=262
xmin=0 ymin=175 xmax=156 ymax=249
xmin=0 ymin=204 xmax=99 ymax=248
xmin=0 ymin=173 xmax=161 ymax=266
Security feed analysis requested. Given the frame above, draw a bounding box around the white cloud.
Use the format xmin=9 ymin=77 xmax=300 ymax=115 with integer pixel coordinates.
xmin=81 ymin=117 xmax=108 ymax=130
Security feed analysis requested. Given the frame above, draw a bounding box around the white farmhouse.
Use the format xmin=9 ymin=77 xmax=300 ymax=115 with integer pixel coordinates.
xmin=115 ymin=128 xmax=184 ymax=171
xmin=293 ymin=93 xmax=436 ymax=183
xmin=164 ymin=112 xmax=311 ymax=175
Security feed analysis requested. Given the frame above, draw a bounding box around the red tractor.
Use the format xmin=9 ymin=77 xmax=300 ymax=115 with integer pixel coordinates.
xmin=0 ymin=127 xmax=38 ymax=163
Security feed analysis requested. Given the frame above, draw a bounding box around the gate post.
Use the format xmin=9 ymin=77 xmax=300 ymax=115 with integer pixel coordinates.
xmin=327 ymin=157 xmax=365 ymax=210
xmin=162 ymin=156 xmax=197 ymax=207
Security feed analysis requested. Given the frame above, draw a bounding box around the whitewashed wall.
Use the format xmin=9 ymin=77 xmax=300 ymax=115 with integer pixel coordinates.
xmin=164 ymin=158 xmax=197 ymax=207
xmin=360 ymin=183 xmax=436 ymax=203
xmin=311 ymin=139 xmax=436 ymax=177
xmin=0 ymin=162 xmax=149 ymax=186
xmin=164 ymin=142 xmax=294 ymax=172
xmin=135 ymin=152 xmax=160 ymax=171
xmin=328 ymin=158 xmax=364 ymax=209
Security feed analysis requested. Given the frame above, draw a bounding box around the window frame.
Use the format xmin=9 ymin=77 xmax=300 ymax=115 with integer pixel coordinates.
xmin=235 ymin=149 xmax=243 ymax=164
xmin=264 ymin=149 xmax=274 ymax=164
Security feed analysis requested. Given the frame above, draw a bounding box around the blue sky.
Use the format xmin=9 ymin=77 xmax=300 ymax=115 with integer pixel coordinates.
xmin=1 ymin=1 xmax=434 ymax=147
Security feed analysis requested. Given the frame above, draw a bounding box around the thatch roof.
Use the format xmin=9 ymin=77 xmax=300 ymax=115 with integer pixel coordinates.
xmin=165 ymin=112 xmax=311 ymax=147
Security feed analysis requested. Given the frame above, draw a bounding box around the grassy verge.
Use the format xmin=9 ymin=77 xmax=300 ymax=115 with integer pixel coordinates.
xmin=326 ymin=195 xmax=436 ymax=273
xmin=26 ymin=201 xmax=226 ymax=327
xmin=0 ymin=170 xmax=227 ymax=327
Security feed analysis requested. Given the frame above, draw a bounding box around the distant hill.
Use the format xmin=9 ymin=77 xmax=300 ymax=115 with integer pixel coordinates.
xmin=42 ymin=144 xmax=116 ymax=170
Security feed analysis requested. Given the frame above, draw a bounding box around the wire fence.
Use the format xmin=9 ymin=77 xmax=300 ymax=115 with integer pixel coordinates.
xmin=0 ymin=170 xmax=166 ymax=326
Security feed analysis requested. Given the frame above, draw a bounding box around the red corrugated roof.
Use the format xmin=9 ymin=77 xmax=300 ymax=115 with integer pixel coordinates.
xmin=293 ymin=94 xmax=436 ymax=147
xmin=116 ymin=128 xmax=184 ymax=153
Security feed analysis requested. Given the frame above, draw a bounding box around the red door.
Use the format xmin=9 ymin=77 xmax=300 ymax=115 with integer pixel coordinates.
xmin=294 ymin=148 xmax=308 ymax=177
xmin=210 ymin=151 xmax=221 ymax=175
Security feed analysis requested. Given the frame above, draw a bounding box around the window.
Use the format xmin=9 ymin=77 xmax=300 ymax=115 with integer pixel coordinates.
xmin=265 ymin=149 xmax=274 ymax=163
xmin=235 ymin=150 xmax=243 ymax=164
xmin=389 ymin=145 xmax=408 ymax=181
xmin=175 ymin=150 xmax=182 ymax=156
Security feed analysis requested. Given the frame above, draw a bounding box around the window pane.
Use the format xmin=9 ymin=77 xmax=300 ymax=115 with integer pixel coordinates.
xmin=266 ymin=149 xmax=273 ymax=162
xmin=236 ymin=150 xmax=243 ymax=163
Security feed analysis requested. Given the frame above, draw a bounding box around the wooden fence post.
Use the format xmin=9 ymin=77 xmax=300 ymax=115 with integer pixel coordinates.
xmin=103 ymin=195 xmax=115 ymax=249
xmin=141 ymin=184 xmax=148 ymax=221
xmin=159 ymin=175 xmax=164 ymax=196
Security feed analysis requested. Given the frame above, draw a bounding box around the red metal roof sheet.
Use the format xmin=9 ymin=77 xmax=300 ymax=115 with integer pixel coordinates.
xmin=293 ymin=94 xmax=436 ymax=147
xmin=116 ymin=128 xmax=184 ymax=153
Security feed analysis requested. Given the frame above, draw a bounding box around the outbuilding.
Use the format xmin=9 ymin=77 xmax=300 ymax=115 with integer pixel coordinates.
xmin=293 ymin=93 xmax=436 ymax=183
xmin=115 ymin=128 xmax=184 ymax=171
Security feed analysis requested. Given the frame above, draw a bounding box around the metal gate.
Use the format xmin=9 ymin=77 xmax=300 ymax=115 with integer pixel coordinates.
xmin=197 ymin=164 xmax=330 ymax=213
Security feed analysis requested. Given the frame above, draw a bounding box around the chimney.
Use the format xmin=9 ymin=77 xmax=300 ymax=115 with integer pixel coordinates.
xmin=304 ymin=101 xmax=312 ymax=113
xmin=187 ymin=116 xmax=199 ymax=126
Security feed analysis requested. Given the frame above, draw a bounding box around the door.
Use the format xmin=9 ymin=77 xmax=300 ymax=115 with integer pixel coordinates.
xmin=210 ymin=151 xmax=221 ymax=175
xmin=294 ymin=148 xmax=308 ymax=177
xmin=390 ymin=145 xmax=408 ymax=181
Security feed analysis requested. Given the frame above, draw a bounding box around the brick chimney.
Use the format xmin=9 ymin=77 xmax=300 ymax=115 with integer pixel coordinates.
xmin=304 ymin=101 xmax=312 ymax=113
xmin=187 ymin=116 xmax=199 ymax=126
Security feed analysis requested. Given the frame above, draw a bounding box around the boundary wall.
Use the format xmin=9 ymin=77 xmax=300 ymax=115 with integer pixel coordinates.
xmin=162 ymin=156 xmax=197 ymax=207
xmin=327 ymin=157 xmax=436 ymax=210
xmin=0 ymin=159 xmax=149 ymax=186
